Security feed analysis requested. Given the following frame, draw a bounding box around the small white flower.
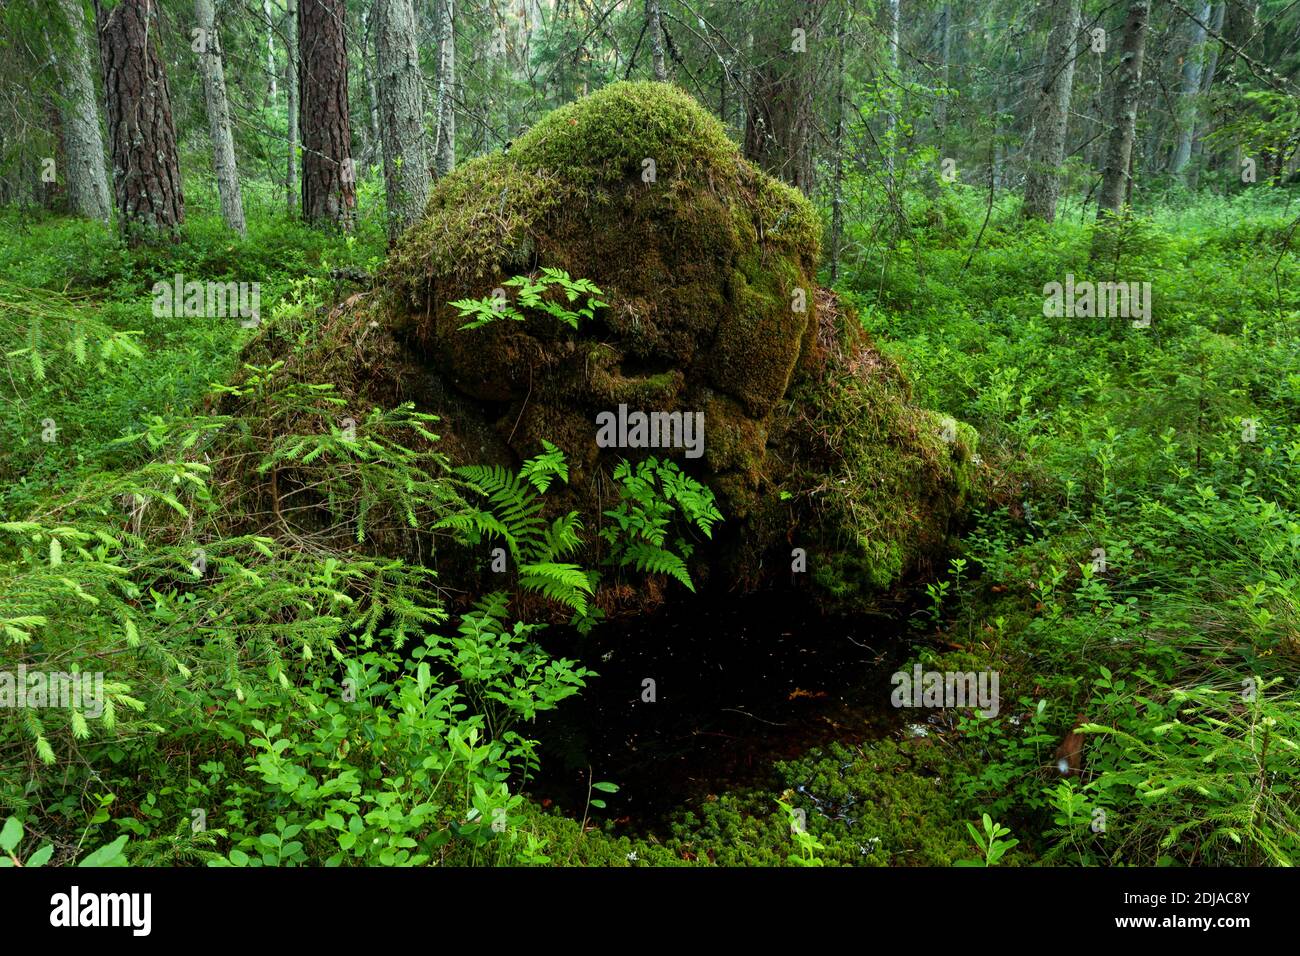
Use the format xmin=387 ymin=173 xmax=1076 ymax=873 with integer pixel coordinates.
xmin=626 ymin=851 xmax=638 ymax=862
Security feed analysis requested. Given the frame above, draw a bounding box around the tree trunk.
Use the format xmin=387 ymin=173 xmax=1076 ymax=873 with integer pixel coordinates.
xmin=97 ymin=0 xmax=185 ymax=242
xmin=360 ymin=8 xmax=383 ymax=166
xmin=1188 ymin=1 xmax=1225 ymax=186
xmin=829 ymin=22 xmax=846 ymax=283
xmin=298 ymin=0 xmax=356 ymax=228
xmin=432 ymin=0 xmax=455 ymax=178
xmin=55 ymin=0 xmax=112 ymax=223
xmin=1096 ymin=0 xmax=1150 ymax=218
xmin=743 ymin=3 xmax=826 ymax=193
xmin=1169 ymin=0 xmax=1211 ymax=176
xmin=286 ymin=0 xmax=299 ymax=214
xmin=934 ymin=3 xmax=952 ymax=143
xmin=375 ymin=0 xmax=431 ymax=242
xmin=883 ymin=0 xmax=900 ymax=182
xmin=646 ymin=0 xmax=667 ymax=81
xmin=195 ymin=0 xmax=247 ymax=237
xmin=1023 ymin=0 xmax=1083 ymax=221
xmin=263 ymin=0 xmax=278 ymax=101
xmin=43 ymin=96 xmax=68 ymax=212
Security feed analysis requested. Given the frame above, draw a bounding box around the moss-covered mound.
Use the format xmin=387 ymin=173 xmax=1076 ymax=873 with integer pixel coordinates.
xmin=231 ymin=81 xmax=975 ymax=614
xmin=383 ymin=81 xmax=822 ymax=513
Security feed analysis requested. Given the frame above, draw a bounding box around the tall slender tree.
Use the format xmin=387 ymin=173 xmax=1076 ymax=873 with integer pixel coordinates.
xmin=1023 ymin=0 xmax=1083 ymax=221
xmin=432 ymin=0 xmax=455 ymax=178
xmin=1097 ymin=0 xmax=1151 ymax=218
xmin=97 ymin=0 xmax=185 ymax=242
xmin=194 ymin=0 xmax=247 ymax=237
xmin=374 ymin=0 xmax=430 ymax=242
xmin=54 ymin=0 xmax=111 ymax=223
xmin=285 ymin=0 xmax=299 ymax=215
xmin=646 ymin=0 xmax=667 ymax=81
xmin=1169 ymin=0 xmax=1211 ymax=176
xmin=298 ymin=0 xmax=355 ymax=228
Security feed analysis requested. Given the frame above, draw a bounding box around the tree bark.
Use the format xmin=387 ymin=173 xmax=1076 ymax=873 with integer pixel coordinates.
xmin=97 ymin=0 xmax=185 ymax=242
xmin=743 ymin=2 xmax=827 ymax=193
xmin=195 ymin=0 xmax=247 ymax=237
xmin=1096 ymin=0 xmax=1150 ymax=218
xmin=263 ymin=0 xmax=278 ymax=101
xmin=55 ymin=0 xmax=112 ymax=223
xmin=432 ymin=0 xmax=455 ymax=178
xmin=360 ymin=7 xmax=383 ymax=166
xmin=298 ymin=0 xmax=356 ymax=228
xmin=1169 ymin=0 xmax=1211 ymax=176
xmin=286 ymin=0 xmax=299 ymax=214
xmin=374 ymin=0 xmax=431 ymax=242
xmin=934 ymin=3 xmax=952 ymax=143
xmin=1023 ymin=0 xmax=1083 ymax=221
xmin=883 ymin=0 xmax=900 ymax=182
xmin=1188 ymin=1 xmax=1225 ymax=186
xmin=43 ymin=96 xmax=68 ymax=212
xmin=829 ymin=21 xmax=846 ymax=283
xmin=646 ymin=0 xmax=667 ymax=81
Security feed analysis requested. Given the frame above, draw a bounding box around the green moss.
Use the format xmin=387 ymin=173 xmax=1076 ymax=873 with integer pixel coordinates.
xmin=511 ymin=81 xmax=740 ymax=191
xmin=750 ymin=295 xmax=977 ymax=611
xmin=277 ymin=81 xmax=970 ymax=613
xmin=653 ymin=739 xmax=982 ymax=866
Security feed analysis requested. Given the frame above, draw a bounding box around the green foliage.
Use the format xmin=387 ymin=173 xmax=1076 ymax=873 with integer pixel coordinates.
xmin=450 ymin=268 xmax=606 ymax=331
xmin=438 ymin=444 xmax=595 ymax=617
xmin=599 ymin=457 xmax=722 ymax=592
xmin=1 ymin=816 xmax=129 ymax=868
xmin=197 ymin=596 xmax=588 ymax=867
xmin=955 ymin=814 xmax=1019 ymax=867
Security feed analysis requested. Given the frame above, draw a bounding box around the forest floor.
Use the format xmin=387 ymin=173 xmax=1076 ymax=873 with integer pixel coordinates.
xmin=2 ymin=184 xmax=1297 ymax=866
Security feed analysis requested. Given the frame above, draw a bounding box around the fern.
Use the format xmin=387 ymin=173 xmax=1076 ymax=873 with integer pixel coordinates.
xmin=450 ymin=270 xmax=607 ymax=331
xmin=599 ymin=457 xmax=723 ymax=593
xmin=437 ymin=445 xmax=595 ymax=616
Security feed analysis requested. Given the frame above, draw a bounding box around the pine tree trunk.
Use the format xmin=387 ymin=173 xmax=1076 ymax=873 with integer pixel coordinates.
xmin=1096 ymin=0 xmax=1150 ymax=218
xmin=97 ymin=0 xmax=185 ymax=243
xmin=43 ymin=96 xmax=68 ymax=212
xmin=1169 ymin=0 xmax=1211 ymax=176
xmin=934 ymin=3 xmax=952 ymax=143
xmin=432 ymin=0 xmax=455 ymax=178
xmin=286 ymin=0 xmax=299 ymax=215
xmin=195 ymin=0 xmax=247 ymax=237
xmin=1023 ymin=0 xmax=1083 ymax=221
xmin=55 ymin=0 xmax=112 ymax=223
xmin=375 ymin=0 xmax=431 ymax=242
xmin=298 ymin=0 xmax=356 ymax=228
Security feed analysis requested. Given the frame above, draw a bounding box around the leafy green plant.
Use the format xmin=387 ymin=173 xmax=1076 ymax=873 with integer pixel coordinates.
xmin=955 ymin=814 xmax=1019 ymax=867
xmin=450 ymin=268 xmax=607 ymax=330
xmin=1 ymin=816 xmax=130 ymax=867
xmin=599 ymin=457 xmax=722 ymax=592
xmin=437 ymin=442 xmax=596 ymax=617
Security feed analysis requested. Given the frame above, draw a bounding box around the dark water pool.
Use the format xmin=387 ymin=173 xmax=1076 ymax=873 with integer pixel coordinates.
xmin=526 ymin=589 xmax=911 ymax=832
